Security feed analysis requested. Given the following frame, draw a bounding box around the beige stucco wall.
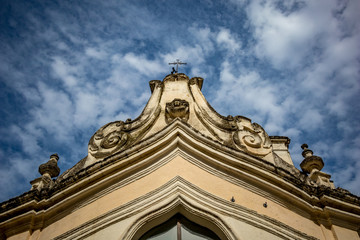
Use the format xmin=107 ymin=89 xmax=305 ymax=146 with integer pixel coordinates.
xmin=6 ymin=154 xmax=358 ymax=240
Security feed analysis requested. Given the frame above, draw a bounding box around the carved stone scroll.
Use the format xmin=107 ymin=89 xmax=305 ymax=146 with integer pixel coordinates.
xmin=165 ymin=99 xmax=190 ymax=123
xmin=233 ymin=117 xmax=271 ymax=156
xmin=88 ymin=121 xmax=131 ymax=158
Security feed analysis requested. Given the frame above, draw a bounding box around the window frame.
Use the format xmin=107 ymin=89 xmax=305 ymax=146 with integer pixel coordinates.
xmin=139 ymin=214 xmax=221 ymax=240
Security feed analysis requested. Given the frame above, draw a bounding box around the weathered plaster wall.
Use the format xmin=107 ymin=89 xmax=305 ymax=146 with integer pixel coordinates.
xmin=7 ymin=155 xmax=357 ymax=240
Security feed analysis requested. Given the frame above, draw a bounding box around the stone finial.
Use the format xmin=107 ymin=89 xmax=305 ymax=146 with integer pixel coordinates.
xmin=300 ymin=144 xmax=324 ymax=174
xmin=30 ymin=154 xmax=60 ymax=191
xmin=39 ymin=153 xmax=60 ymax=178
xmin=300 ymin=144 xmax=334 ymax=189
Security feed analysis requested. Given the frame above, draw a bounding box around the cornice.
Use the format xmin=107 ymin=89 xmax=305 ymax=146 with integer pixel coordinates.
xmin=1 ymin=120 xmax=359 ymax=237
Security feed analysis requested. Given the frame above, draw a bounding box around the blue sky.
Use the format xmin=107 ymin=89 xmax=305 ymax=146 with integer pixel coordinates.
xmin=0 ymin=0 xmax=359 ymax=202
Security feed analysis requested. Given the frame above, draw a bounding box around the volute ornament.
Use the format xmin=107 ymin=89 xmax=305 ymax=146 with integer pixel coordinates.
xmin=88 ymin=121 xmax=131 ymax=158
xmin=233 ymin=117 xmax=271 ymax=156
xmin=165 ymin=98 xmax=190 ymax=123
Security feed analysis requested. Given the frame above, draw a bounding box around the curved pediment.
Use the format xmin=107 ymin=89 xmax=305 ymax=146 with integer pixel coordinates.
xmin=50 ymin=74 xmax=359 ymax=214
xmin=81 ymin=73 xmax=277 ymax=170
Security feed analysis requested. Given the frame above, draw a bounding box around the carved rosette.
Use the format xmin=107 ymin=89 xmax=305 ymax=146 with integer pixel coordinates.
xmin=88 ymin=121 xmax=131 ymax=158
xmin=233 ymin=118 xmax=271 ymax=156
xmin=165 ymin=99 xmax=190 ymax=123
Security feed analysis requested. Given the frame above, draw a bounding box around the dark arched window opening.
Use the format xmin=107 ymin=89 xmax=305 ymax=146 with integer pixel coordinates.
xmin=139 ymin=214 xmax=221 ymax=240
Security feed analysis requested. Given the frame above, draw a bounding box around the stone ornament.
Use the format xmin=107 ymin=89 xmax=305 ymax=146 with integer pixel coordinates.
xmin=88 ymin=121 xmax=130 ymax=159
xmin=233 ymin=117 xmax=272 ymax=156
xmin=88 ymin=109 xmax=161 ymax=161
xmin=300 ymin=143 xmax=324 ymax=173
xmin=30 ymin=154 xmax=60 ymax=191
xmin=149 ymin=80 xmax=162 ymax=93
xmin=86 ymin=78 xmax=163 ymax=162
xmin=39 ymin=153 xmax=60 ymax=178
xmin=300 ymin=144 xmax=334 ymax=189
xmin=165 ymin=98 xmax=190 ymax=123
xmin=189 ymin=76 xmax=204 ymax=90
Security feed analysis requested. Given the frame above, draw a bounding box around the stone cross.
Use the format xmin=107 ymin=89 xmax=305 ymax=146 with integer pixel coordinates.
xmin=169 ymin=59 xmax=187 ymax=73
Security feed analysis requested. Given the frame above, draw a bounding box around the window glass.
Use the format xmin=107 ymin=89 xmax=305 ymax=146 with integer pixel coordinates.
xmin=139 ymin=214 xmax=220 ymax=240
xmin=181 ymin=216 xmax=220 ymax=240
xmin=146 ymin=226 xmax=177 ymax=240
xmin=139 ymin=217 xmax=177 ymax=240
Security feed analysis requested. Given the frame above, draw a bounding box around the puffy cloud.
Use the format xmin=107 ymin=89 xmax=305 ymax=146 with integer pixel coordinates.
xmin=124 ymin=53 xmax=164 ymax=76
xmin=213 ymin=61 xmax=287 ymax=134
xmin=216 ymin=28 xmax=241 ymax=53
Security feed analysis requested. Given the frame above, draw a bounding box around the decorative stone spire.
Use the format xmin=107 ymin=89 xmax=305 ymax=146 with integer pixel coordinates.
xmin=300 ymin=144 xmax=334 ymax=189
xmin=30 ymin=154 xmax=60 ymax=191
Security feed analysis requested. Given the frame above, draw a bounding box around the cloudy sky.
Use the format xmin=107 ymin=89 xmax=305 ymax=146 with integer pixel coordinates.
xmin=0 ymin=0 xmax=359 ymax=202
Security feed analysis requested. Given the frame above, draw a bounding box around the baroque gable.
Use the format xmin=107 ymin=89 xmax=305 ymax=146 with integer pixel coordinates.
xmin=81 ymin=73 xmax=280 ymax=171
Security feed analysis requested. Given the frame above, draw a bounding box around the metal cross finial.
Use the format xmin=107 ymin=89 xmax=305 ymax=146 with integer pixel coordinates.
xmin=169 ymin=59 xmax=187 ymax=73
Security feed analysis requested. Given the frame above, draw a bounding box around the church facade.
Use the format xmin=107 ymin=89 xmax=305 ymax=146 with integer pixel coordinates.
xmin=1 ymin=73 xmax=359 ymax=239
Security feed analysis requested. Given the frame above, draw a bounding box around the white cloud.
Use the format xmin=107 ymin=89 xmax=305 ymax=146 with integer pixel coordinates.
xmin=161 ymin=45 xmax=207 ymax=68
xmin=124 ymin=53 xmax=163 ymax=76
xmin=282 ymin=127 xmax=301 ymax=139
xmin=85 ymin=47 xmax=107 ymax=59
xmin=9 ymin=125 xmax=42 ymax=155
xmin=51 ymin=57 xmax=80 ymax=87
xmin=216 ymin=28 xmax=241 ymax=53
xmin=246 ymin=0 xmax=343 ymax=69
xmin=298 ymin=109 xmax=324 ymax=131
xmin=213 ymin=61 xmax=287 ymax=134
xmin=74 ymin=92 xmax=101 ymax=127
xmin=32 ymin=82 xmax=75 ymax=142
xmin=188 ymin=26 xmax=215 ymax=55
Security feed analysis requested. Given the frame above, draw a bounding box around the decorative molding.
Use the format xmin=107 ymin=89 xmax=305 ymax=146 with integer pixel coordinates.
xmin=1 ymin=120 xmax=360 ymax=239
xmin=54 ymin=177 xmax=318 ymax=240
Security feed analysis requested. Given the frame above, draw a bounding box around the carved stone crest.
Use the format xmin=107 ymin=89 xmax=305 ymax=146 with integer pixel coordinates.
xmin=165 ymin=99 xmax=190 ymax=123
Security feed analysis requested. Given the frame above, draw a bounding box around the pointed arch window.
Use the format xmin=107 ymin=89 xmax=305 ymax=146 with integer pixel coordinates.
xmin=139 ymin=214 xmax=220 ymax=240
